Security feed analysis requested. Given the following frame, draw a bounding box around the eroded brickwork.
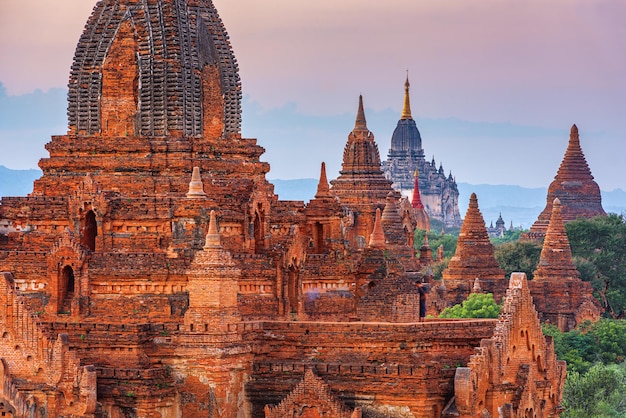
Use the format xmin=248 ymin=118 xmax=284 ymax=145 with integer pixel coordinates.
xmin=0 ymin=0 xmax=568 ymax=416
xmin=529 ymin=199 xmax=602 ymax=331
xmin=450 ymin=273 xmax=566 ymax=417
xmin=441 ymin=193 xmax=507 ymax=307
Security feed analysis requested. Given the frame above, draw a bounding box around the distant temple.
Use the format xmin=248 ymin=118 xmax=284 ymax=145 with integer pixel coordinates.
xmin=527 ymin=124 xmax=606 ymax=238
xmin=382 ymin=78 xmax=462 ymax=228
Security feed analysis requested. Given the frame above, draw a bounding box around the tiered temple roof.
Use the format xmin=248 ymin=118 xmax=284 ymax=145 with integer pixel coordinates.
xmin=529 ymin=124 xmax=605 ymax=236
xmin=443 ymin=193 xmax=505 ymax=281
xmin=533 ymin=198 xmax=580 ymax=281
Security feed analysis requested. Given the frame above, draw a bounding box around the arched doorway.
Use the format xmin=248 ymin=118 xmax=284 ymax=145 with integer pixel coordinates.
xmin=59 ymin=266 xmax=75 ymax=314
xmin=81 ymin=210 xmax=97 ymax=251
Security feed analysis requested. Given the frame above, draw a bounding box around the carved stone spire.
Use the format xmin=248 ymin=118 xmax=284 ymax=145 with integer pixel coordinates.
xmin=529 ymin=124 xmax=605 ymax=236
xmin=443 ymin=193 xmax=505 ymax=280
xmin=315 ymin=162 xmax=332 ymax=199
xmin=533 ymin=198 xmax=580 ymax=281
xmin=186 ymin=166 xmax=207 ymax=198
xmin=368 ymin=208 xmax=386 ymax=248
xmin=401 ymin=75 xmax=412 ymax=120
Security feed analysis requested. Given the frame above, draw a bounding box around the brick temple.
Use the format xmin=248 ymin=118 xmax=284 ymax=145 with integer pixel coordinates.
xmin=527 ymin=124 xmax=606 ymax=239
xmin=0 ymin=0 xmax=581 ymax=416
xmin=382 ymin=78 xmax=462 ymax=228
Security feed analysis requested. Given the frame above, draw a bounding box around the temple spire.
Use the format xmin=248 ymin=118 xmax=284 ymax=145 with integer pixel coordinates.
xmin=411 ymin=168 xmax=424 ymax=210
xmin=354 ymin=95 xmax=368 ymax=132
xmin=533 ymin=198 xmax=580 ymax=281
xmin=186 ymin=166 xmax=207 ymax=198
xmin=315 ymin=162 xmax=332 ymax=198
xmin=368 ymin=208 xmax=386 ymax=248
xmin=401 ymin=75 xmax=412 ymax=120
xmin=204 ymin=210 xmax=221 ymax=249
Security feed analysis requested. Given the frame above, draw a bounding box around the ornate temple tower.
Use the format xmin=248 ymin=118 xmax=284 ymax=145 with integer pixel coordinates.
xmin=528 ymin=124 xmax=605 ymax=238
xmin=382 ymin=77 xmax=462 ymax=227
xmin=442 ymin=193 xmax=506 ymax=305
xmin=330 ymin=96 xmax=398 ymax=246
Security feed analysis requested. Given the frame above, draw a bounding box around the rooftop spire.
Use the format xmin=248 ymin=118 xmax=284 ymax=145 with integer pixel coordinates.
xmin=354 ymin=95 xmax=368 ymax=132
xmin=186 ymin=166 xmax=207 ymax=198
xmin=533 ymin=198 xmax=580 ymax=281
xmin=204 ymin=210 xmax=221 ymax=249
xmin=401 ymin=74 xmax=412 ymax=120
xmin=315 ymin=162 xmax=332 ymax=198
xmin=411 ymin=168 xmax=424 ymax=210
xmin=368 ymin=208 xmax=386 ymax=248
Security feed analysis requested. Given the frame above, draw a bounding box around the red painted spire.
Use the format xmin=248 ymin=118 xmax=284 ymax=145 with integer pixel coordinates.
xmin=411 ymin=169 xmax=424 ymax=210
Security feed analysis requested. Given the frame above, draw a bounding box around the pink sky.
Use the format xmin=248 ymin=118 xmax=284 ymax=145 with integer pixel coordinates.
xmin=0 ymin=0 xmax=625 ymax=189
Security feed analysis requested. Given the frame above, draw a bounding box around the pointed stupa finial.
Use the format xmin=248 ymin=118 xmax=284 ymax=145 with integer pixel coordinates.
xmin=204 ymin=210 xmax=221 ymax=249
xmin=187 ymin=167 xmax=207 ymax=198
xmin=401 ymin=73 xmax=412 ymax=120
xmin=368 ymin=208 xmax=386 ymax=248
xmin=315 ymin=162 xmax=332 ymax=198
xmin=469 ymin=192 xmax=478 ymax=209
xmin=354 ymin=95 xmax=368 ymax=131
xmin=569 ymin=124 xmax=580 ymax=146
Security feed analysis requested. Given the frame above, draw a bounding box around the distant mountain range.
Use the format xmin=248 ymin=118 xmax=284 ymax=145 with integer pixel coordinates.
xmin=2 ymin=167 xmax=624 ymax=229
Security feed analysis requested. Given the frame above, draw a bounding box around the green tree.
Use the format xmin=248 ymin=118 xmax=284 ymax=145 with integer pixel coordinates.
xmin=543 ymin=320 xmax=626 ymax=375
xmin=439 ymin=293 xmax=501 ymax=319
xmin=566 ymin=214 xmax=626 ymax=318
xmin=490 ymin=229 xmax=523 ymax=245
xmin=494 ymin=240 xmax=542 ymax=279
xmin=562 ymin=362 xmax=626 ymax=418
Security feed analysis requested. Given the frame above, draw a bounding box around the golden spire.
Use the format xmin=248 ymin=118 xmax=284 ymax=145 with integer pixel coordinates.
xmin=401 ymin=74 xmax=412 ymax=120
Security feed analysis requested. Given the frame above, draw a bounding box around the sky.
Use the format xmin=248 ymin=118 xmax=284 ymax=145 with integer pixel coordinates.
xmin=0 ymin=0 xmax=625 ymax=190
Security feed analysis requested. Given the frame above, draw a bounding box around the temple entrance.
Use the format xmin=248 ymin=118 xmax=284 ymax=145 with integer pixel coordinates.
xmin=59 ymin=266 xmax=75 ymax=314
xmin=81 ymin=210 xmax=97 ymax=251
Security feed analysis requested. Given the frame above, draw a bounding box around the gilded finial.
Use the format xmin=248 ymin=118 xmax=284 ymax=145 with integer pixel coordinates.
xmin=401 ymin=73 xmax=412 ymax=120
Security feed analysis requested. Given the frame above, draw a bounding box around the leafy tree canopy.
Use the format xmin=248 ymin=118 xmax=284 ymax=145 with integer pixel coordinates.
xmin=439 ymin=293 xmax=501 ymax=319
xmin=494 ymin=240 xmax=542 ymax=279
xmin=562 ymin=362 xmax=626 ymax=418
xmin=566 ymin=214 xmax=626 ymax=318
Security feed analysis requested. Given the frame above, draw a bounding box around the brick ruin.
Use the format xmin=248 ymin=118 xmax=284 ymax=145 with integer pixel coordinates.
xmin=0 ymin=0 xmax=578 ymax=416
xmin=382 ymin=78 xmax=462 ymax=228
xmin=527 ymin=124 xmax=605 ymax=239
xmin=439 ymin=193 xmax=507 ymax=307
xmin=528 ymin=198 xmax=603 ymax=331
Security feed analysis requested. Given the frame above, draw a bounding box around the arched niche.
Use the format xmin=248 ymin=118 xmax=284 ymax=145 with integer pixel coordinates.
xmin=58 ymin=265 xmax=75 ymax=314
xmin=80 ymin=210 xmax=97 ymax=251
